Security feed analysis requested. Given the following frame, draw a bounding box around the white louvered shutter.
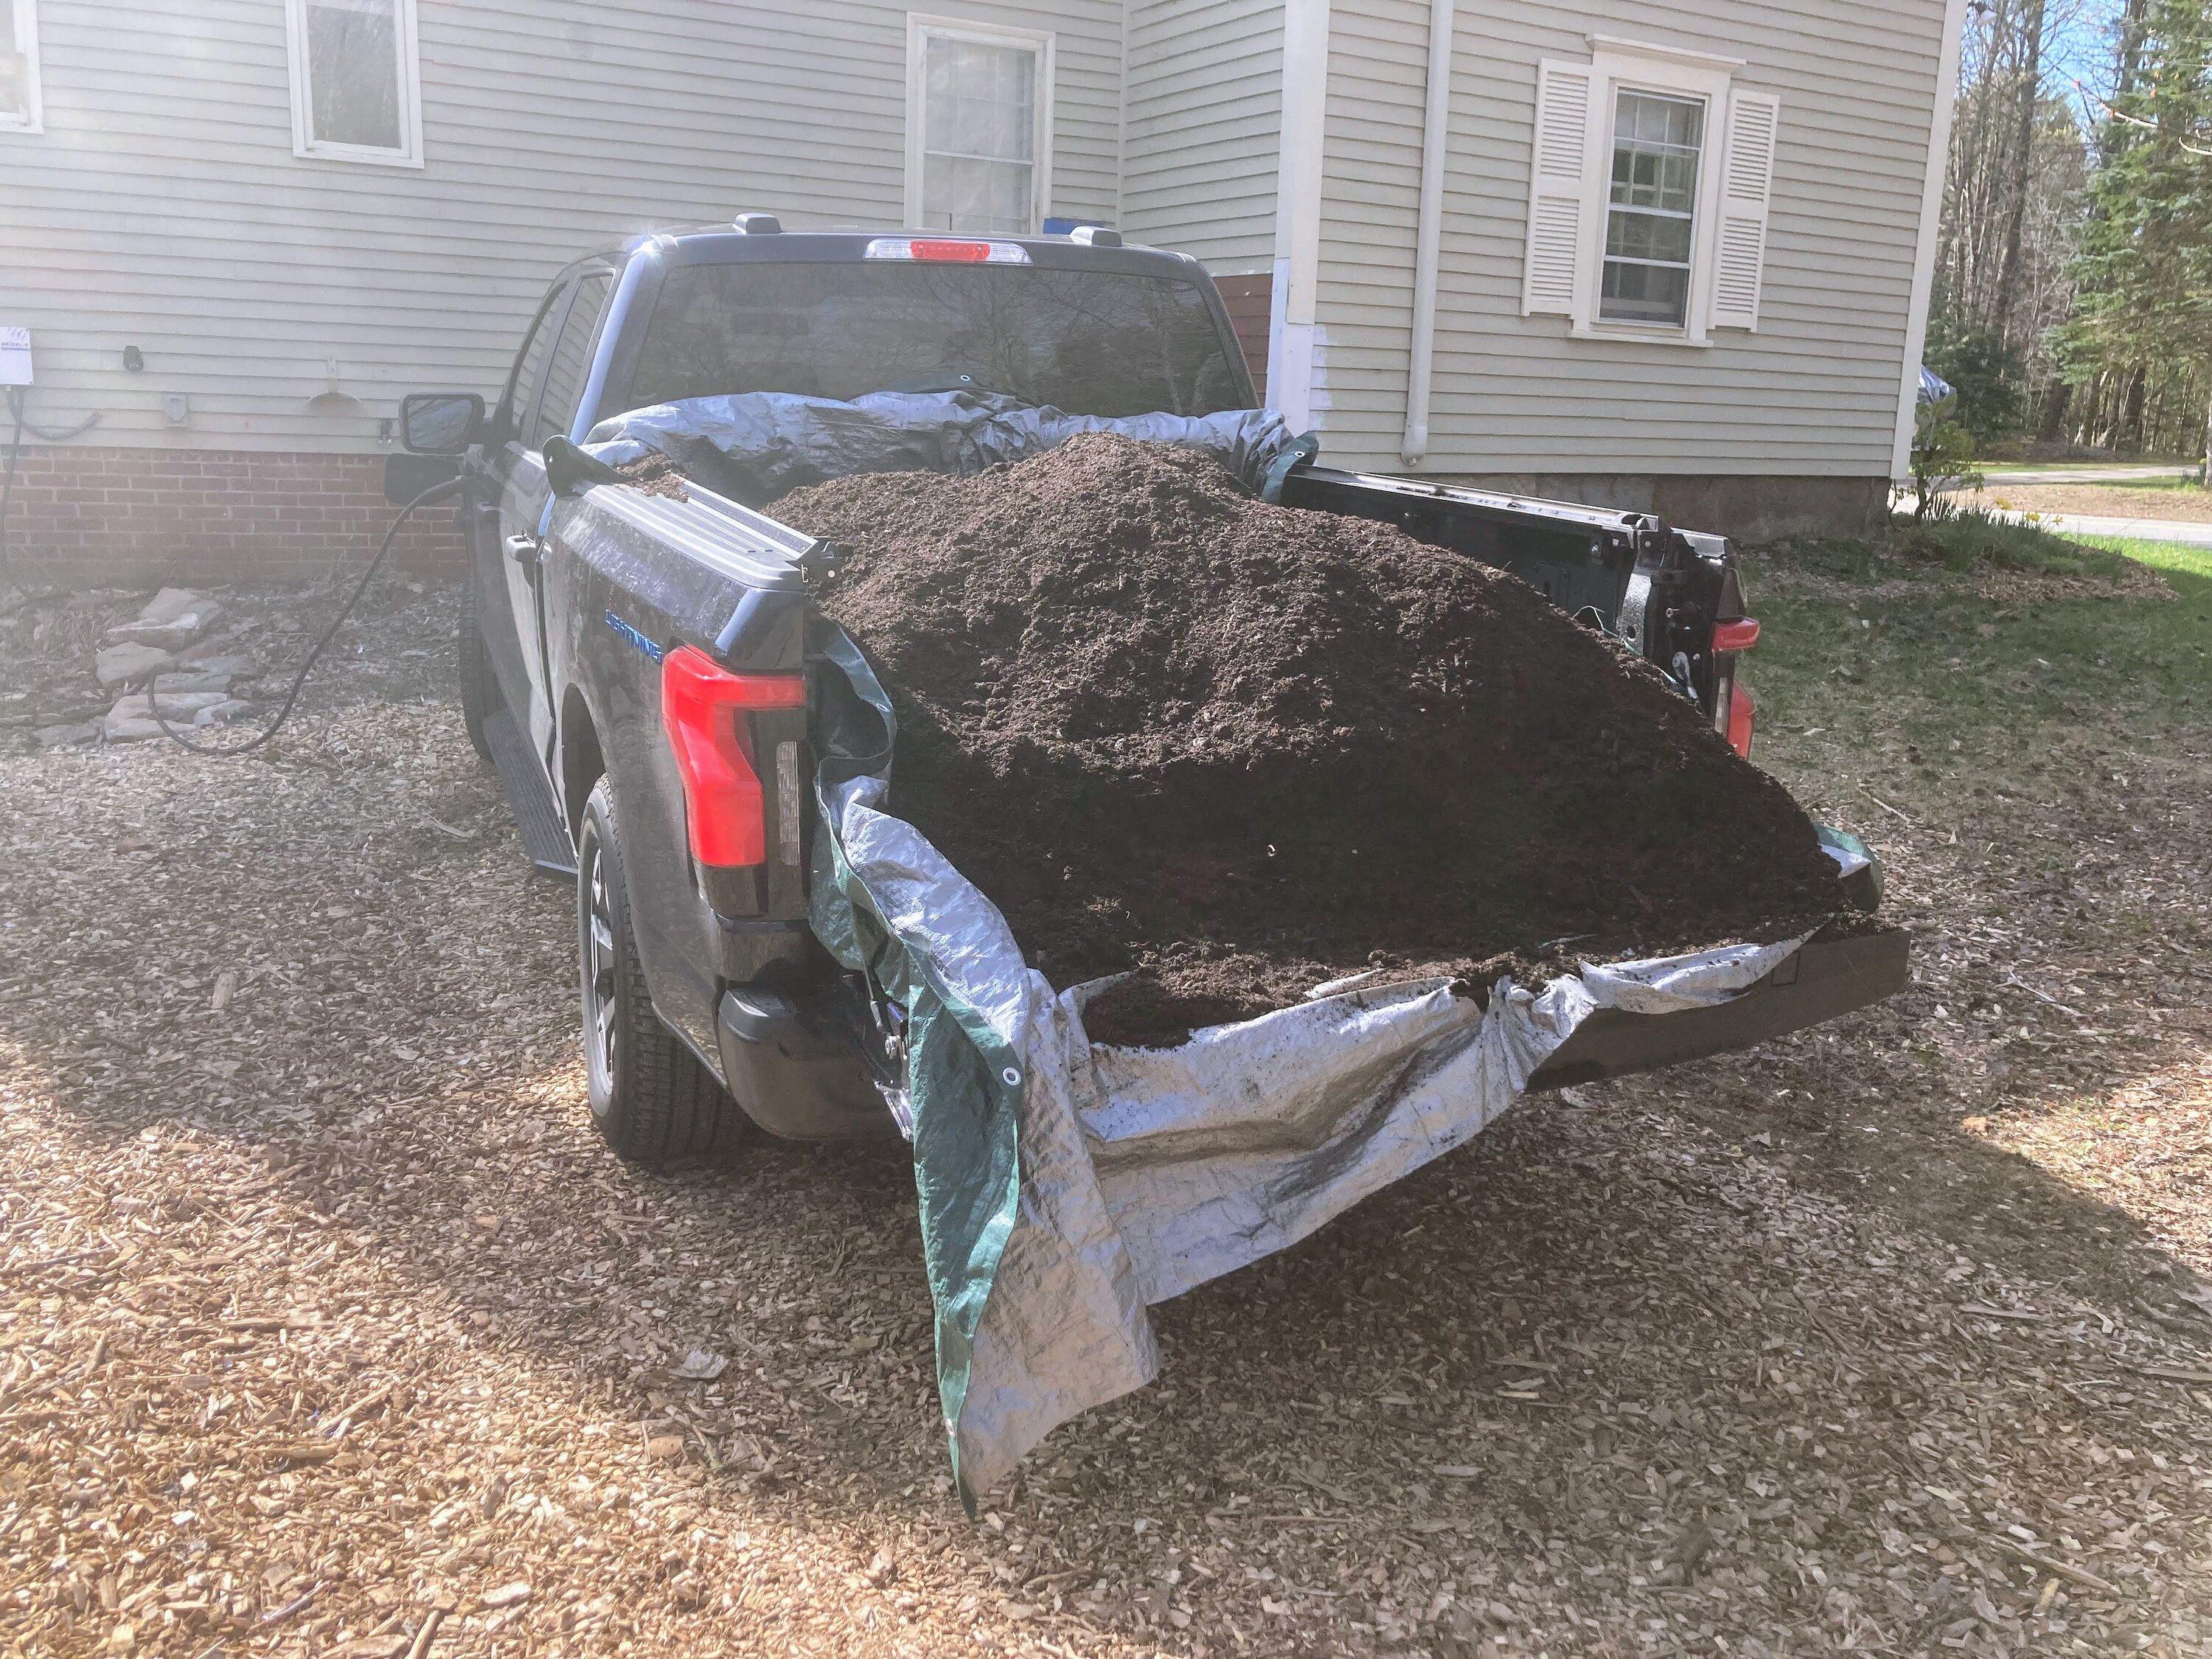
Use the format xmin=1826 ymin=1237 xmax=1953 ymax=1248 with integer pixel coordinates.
xmin=1708 ymin=90 xmax=1780 ymax=330
xmin=1522 ymin=60 xmax=1595 ymax=317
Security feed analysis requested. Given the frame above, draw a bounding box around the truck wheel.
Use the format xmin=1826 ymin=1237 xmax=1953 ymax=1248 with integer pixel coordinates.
xmin=457 ymin=559 xmax=500 ymax=765
xmin=577 ymin=777 xmax=751 ymax=1164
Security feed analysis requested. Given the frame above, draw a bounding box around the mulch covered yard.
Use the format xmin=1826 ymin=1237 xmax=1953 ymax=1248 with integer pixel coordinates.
xmin=2 ymin=554 xmax=2210 ymax=1658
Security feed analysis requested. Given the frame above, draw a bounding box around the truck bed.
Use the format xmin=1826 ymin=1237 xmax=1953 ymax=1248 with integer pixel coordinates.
xmin=548 ymin=453 xmax=1903 ymax=1096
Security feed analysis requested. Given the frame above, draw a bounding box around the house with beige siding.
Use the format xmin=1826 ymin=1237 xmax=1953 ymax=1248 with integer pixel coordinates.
xmin=0 ymin=0 xmax=1963 ymax=585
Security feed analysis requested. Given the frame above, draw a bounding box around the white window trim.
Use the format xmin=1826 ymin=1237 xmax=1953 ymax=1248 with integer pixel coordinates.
xmin=1568 ymin=39 xmax=1739 ymax=349
xmin=1 ymin=0 xmax=43 ymax=135
xmin=904 ymin=13 xmax=1055 ymax=234
xmin=284 ymin=0 xmax=424 ymax=169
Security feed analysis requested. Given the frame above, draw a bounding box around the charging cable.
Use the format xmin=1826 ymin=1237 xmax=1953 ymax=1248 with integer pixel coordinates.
xmin=0 ymin=386 xmax=102 ymax=600
xmin=143 ymin=476 xmax=465 ymax=757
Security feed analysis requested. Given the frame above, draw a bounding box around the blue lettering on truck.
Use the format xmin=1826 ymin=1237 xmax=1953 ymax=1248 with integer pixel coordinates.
xmin=604 ymin=610 xmax=664 ymax=662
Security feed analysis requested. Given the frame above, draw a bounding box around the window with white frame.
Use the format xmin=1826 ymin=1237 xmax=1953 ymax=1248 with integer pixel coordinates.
xmin=906 ymin=15 xmax=1053 ymax=235
xmin=1522 ymin=38 xmax=1779 ymax=344
xmin=1 ymin=0 xmax=41 ymax=133
xmin=285 ymin=0 xmax=423 ymax=166
xmin=1601 ymin=91 xmax=1704 ymax=327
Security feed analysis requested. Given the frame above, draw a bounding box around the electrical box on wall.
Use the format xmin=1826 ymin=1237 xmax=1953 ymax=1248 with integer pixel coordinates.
xmin=0 ymin=327 xmax=31 ymax=388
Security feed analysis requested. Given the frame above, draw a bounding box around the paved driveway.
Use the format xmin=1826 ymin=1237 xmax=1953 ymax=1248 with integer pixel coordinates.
xmin=1977 ymin=464 xmax=2198 ymax=487
xmin=1987 ymin=507 xmax=2212 ymax=546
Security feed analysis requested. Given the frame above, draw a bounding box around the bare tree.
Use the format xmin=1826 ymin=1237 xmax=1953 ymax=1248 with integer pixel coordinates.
xmin=1932 ymin=0 xmax=2100 ymax=439
xmin=1991 ymin=0 xmax=2050 ymax=343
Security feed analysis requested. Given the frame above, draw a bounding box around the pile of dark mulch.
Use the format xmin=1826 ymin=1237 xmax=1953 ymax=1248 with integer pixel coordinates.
xmin=779 ymin=434 xmax=1843 ymax=1046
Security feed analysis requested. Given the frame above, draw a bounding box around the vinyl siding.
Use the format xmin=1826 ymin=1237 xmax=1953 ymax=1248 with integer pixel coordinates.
xmin=0 ymin=0 xmax=1124 ymax=452
xmin=1121 ymin=0 xmax=1282 ymax=271
xmin=1310 ymin=0 xmax=1950 ymax=478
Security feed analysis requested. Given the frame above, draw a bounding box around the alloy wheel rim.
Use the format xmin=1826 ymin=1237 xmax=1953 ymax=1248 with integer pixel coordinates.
xmin=582 ymin=835 xmax=619 ymax=1085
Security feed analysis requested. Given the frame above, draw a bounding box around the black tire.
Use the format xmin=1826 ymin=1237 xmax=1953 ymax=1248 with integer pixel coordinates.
xmin=577 ymin=776 xmax=751 ymax=1164
xmin=457 ymin=557 xmax=500 ymax=765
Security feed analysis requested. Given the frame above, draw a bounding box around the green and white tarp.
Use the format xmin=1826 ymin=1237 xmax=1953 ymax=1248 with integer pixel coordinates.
xmin=808 ymin=626 xmax=1811 ymax=1507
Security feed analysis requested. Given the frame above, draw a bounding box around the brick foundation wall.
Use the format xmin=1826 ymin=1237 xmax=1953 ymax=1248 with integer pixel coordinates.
xmin=1 ymin=445 xmax=467 ymax=591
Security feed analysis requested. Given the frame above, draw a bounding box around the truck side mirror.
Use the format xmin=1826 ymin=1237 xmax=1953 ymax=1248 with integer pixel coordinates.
xmin=399 ymin=392 xmax=485 ymax=455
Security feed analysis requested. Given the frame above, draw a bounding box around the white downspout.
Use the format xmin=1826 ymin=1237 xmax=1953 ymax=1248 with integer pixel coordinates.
xmin=1890 ymin=0 xmax=1969 ymax=484
xmin=1113 ymin=0 xmax=1131 ymax=229
xmin=1400 ymin=0 xmax=1454 ymax=469
xmin=1267 ymin=0 xmax=1331 ymax=432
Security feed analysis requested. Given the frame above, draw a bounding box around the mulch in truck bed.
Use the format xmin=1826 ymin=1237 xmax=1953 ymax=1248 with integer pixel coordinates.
xmin=779 ymin=434 xmax=1843 ymax=1046
xmin=613 ymin=452 xmax=694 ymax=501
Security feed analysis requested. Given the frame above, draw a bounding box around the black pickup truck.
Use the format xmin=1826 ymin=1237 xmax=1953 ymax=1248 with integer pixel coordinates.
xmin=398 ymin=219 xmax=1903 ymax=1164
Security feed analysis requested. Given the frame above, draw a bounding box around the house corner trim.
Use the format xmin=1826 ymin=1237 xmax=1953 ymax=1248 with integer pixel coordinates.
xmin=1891 ymin=0 xmax=1970 ymax=483
xmin=1267 ymin=0 xmax=1331 ymax=432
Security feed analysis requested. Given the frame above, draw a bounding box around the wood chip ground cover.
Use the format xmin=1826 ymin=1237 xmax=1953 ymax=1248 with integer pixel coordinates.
xmin=1 ymin=563 xmax=2209 ymax=1656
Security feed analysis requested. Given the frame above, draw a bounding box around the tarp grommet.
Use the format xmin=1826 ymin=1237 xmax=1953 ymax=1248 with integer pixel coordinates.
xmin=1001 ymin=1067 xmax=1021 ymax=1086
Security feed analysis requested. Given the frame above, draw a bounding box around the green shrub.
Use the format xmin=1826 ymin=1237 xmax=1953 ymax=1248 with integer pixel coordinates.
xmin=1890 ymin=507 xmax=2135 ymax=578
xmin=1924 ymin=319 xmax=2027 ymax=442
xmin=1909 ymin=419 xmax=1983 ymax=523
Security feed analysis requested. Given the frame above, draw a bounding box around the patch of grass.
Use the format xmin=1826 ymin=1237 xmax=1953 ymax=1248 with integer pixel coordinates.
xmin=1888 ymin=509 xmax=2139 ymax=579
xmin=2075 ymin=534 xmax=2212 ymax=583
xmin=2082 ymin=473 xmax=2210 ymax=495
xmin=1973 ymin=458 xmax=2190 ymax=474
xmin=1973 ymin=456 xmax=2194 ymax=473
xmin=1744 ymin=532 xmax=2212 ymax=771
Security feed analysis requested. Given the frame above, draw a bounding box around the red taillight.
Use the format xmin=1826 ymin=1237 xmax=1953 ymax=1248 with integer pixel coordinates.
xmin=1728 ymin=681 xmax=1756 ymax=760
xmin=660 ymin=645 xmax=807 ymax=869
xmin=1713 ymin=617 xmax=1761 ymax=653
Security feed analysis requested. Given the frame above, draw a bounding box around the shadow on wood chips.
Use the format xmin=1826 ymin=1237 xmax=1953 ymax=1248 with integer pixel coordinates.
xmin=779 ymin=434 xmax=1842 ymax=1046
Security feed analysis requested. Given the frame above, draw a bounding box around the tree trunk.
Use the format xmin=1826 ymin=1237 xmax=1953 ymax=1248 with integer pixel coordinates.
xmin=2201 ymin=383 xmax=2211 ymax=485
xmin=1990 ymin=0 xmax=2048 ymax=347
xmin=2037 ymin=379 xmax=2072 ymax=443
xmin=2122 ymin=364 xmax=2148 ymax=452
xmin=2115 ymin=0 xmax=2152 ymax=106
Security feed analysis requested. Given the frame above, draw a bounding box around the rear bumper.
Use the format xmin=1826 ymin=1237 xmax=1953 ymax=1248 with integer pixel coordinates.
xmin=720 ymin=905 xmax=1906 ymax=1135
xmin=1526 ymin=922 xmax=1909 ymax=1091
xmin=715 ymin=985 xmax=894 ymax=1140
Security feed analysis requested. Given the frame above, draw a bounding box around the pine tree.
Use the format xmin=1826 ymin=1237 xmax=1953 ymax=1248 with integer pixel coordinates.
xmin=2058 ymin=0 xmax=2212 ymax=467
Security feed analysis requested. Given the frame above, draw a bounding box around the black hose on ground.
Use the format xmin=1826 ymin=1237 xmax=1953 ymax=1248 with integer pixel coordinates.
xmin=142 ymin=476 xmax=465 ymax=757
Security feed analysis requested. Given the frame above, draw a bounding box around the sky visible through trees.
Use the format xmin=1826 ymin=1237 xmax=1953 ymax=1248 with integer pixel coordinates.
xmin=1933 ymin=0 xmax=2212 ymax=462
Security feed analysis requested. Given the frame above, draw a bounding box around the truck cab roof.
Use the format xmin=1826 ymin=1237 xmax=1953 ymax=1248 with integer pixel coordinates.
xmin=563 ymin=225 xmax=1206 ymax=283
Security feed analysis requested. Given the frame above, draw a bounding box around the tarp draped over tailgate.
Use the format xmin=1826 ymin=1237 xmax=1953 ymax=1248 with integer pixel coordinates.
xmin=808 ymin=624 xmax=1806 ymax=1508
